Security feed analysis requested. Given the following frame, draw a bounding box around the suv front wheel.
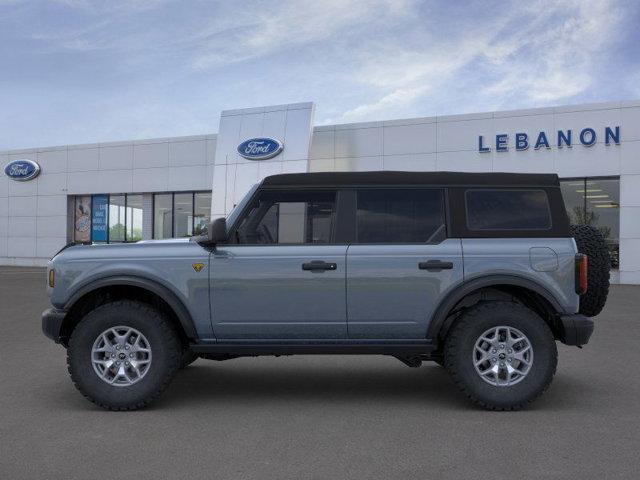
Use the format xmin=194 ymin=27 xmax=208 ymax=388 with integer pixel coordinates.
xmin=67 ymin=300 xmax=182 ymax=410
xmin=444 ymin=301 xmax=557 ymax=410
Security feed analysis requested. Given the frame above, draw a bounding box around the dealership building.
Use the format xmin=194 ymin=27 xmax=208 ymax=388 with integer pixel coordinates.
xmin=1 ymin=100 xmax=639 ymax=283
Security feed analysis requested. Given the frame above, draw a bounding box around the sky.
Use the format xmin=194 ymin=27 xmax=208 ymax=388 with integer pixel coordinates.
xmin=1 ymin=0 xmax=639 ymax=150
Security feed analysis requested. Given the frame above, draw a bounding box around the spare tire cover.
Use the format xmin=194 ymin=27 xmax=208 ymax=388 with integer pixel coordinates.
xmin=570 ymin=224 xmax=610 ymax=317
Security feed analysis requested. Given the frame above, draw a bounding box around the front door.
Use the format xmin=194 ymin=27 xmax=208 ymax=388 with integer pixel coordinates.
xmin=346 ymin=188 xmax=463 ymax=339
xmin=211 ymin=189 xmax=347 ymax=339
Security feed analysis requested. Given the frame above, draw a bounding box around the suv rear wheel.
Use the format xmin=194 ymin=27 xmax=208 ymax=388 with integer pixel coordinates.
xmin=67 ymin=300 xmax=182 ymax=410
xmin=444 ymin=301 xmax=557 ymax=410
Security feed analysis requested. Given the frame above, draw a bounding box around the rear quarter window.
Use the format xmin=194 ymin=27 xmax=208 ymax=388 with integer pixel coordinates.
xmin=465 ymin=189 xmax=552 ymax=230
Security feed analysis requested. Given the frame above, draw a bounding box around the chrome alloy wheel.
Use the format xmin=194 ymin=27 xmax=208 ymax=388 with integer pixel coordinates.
xmin=91 ymin=326 xmax=152 ymax=386
xmin=472 ymin=326 xmax=533 ymax=387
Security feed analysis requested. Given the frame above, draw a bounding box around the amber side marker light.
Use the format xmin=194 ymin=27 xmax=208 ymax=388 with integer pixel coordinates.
xmin=575 ymin=254 xmax=588 ymax=295
xmin=48 ymin=269 xmax=55 ymax=288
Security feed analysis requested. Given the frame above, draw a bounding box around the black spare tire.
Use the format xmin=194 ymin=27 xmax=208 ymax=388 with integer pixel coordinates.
xmin=570 ymin=224 xmax=610 ymax=317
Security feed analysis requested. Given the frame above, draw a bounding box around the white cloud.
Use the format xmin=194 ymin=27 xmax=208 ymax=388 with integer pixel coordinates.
xmin=0 ymin=0 xmax=634 ymax=149
xmin=339 ymin=85 xmax=429 ymax=121
xmin=334 ymin=0 xmax=625 ymax=122
xmin=337 ymin=36 xmax=492 ymax=121
xmin=481 ymin=0 xmax=621 ymax=105
xmin=191 ymin=0 xmax=413 ymax=69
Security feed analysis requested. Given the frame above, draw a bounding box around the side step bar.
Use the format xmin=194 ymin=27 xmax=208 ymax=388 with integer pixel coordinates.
xmin=190 ymin=340 xmax=437 ymax=357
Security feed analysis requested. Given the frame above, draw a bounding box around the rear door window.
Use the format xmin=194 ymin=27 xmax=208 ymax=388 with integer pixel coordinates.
xmin=465 ymin=189 xmax=551 ymax=230
xmin=356 ymin=189 xmax=446 ymax=243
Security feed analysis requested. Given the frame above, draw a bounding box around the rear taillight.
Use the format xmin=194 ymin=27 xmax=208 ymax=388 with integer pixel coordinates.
xmin=575 ymin=254 xmax=588 ymax=295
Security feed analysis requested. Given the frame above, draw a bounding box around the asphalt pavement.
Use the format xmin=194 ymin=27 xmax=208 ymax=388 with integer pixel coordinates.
xmin=1 ymin=266 xmax=639 ymax=479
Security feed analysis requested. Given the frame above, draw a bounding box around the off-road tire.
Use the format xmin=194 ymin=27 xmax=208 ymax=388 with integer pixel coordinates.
xmin=570 ymin=224 xmax=610 ymax=317
xmin=180 ymin=349 xmax=199 ymax=369
xmin=444 ymin=301 xmax=557 ymax=411
xmin=67 ymin=300 xmax=182 ymax=411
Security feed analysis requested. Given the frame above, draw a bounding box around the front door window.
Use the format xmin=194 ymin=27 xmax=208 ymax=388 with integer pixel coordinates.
xmin=234 ymin=190 xmax=336 ymax=245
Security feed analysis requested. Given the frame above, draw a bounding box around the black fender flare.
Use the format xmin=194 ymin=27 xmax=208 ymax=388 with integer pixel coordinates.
xmin=64 ymin=275 xmax=198 ymax=339
xmin=426 ymin=274 xmax=565 ymax=340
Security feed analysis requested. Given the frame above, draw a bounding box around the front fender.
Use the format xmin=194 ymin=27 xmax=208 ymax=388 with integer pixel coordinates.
xmin=49 ymin=242 xmax=212 ymax=338
xmin=63 ymin=274 xmax=199 ymax=339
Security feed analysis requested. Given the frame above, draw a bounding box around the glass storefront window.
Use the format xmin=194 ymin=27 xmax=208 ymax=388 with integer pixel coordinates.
xmin=560 ymin=177 xmax=620 ymax=268
xmin=73 ymin=191 xmax=211 ymax=241
xmin=152 ymin=191 xmax=211 ymax=239
xmin=154 ymin=194 xmax=173 ymax=239
xmin=174 ymin=193 xmax=193 ymax=237
xmin=126 ymin=194 xmax=143 ymax=242
xmin=109 ymin=195 xmax=126 ymax=242
xmin=74 ymin=193 xmax=149 ymax=243
xmin=194 ymin=192 xmax=212 ymax=236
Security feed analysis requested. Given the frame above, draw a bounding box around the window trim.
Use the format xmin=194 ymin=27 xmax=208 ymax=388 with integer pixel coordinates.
xmin=464 ymin=188 xmax=553 ymax=232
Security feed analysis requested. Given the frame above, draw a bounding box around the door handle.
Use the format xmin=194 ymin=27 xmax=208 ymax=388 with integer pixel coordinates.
xmin=302 ymin=261 xmax=337 ymax=272
xmin=419 ymin=260 xmax=454 ymax=271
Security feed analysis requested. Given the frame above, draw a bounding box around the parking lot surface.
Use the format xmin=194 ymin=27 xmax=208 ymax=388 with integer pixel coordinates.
xmin=1 ymin=266 xmax=639 ymax=479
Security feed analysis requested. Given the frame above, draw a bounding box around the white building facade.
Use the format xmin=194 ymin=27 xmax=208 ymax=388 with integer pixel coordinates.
xmin=2 ymin=100 xmax=639 ymax=283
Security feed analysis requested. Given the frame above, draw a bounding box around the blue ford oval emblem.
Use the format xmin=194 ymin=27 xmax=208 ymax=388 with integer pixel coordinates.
xmin=4 ymin=159 xmax=41 ymax=181
xmin=237 ymin=137 xmax=283 ymax=160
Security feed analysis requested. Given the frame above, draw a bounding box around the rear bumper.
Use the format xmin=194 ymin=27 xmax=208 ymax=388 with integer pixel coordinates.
xmin=42 ymin=308 xmax=67 ymax=344
xmin=558 ymin=314 xmax=594 ymax=346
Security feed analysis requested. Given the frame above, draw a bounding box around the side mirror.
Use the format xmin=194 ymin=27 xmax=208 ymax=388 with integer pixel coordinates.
xmin=208 ymin=217 xmax=228 ymax=244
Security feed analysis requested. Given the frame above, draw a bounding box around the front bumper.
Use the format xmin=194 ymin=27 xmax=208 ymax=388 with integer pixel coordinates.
xmin=558 ymin=314 xmax=594 ymax=346
xmin=42 ymin=308 xmax=67 ymax=344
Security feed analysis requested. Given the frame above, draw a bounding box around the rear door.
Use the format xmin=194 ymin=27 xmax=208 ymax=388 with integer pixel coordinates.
xmin=346 ymin=188 xmax=463 ymax=339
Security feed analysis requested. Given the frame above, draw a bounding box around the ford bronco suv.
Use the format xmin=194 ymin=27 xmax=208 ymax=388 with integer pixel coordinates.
xmin=42 ymin=172 xmax=609 ymax=410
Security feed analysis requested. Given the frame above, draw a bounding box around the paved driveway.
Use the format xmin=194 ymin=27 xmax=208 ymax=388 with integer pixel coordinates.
xmin=1 ymin=267 xmax=639 ymax=479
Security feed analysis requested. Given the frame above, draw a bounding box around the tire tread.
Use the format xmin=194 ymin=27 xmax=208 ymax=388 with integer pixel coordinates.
xmin=570 ymin=224 xmax=610 ymax=317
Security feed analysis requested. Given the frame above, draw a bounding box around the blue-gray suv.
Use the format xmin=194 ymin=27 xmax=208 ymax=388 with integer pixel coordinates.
xmin=42 ymin=171 xmax=609 ymax=410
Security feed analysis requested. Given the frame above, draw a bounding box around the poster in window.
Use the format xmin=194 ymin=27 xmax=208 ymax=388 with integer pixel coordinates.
xmin=74 ymin=196 xmax=92 ymax=242
xmin=91 ymin=195 xmax=108 ymax=242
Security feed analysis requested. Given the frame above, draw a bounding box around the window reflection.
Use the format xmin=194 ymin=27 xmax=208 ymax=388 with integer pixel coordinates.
xmin=154 ymin=194 xmax=172 ymax=239
xmin=560 ymin=177 xmax=619 ymax=268
xmin=126 ymin=194 xmax=143 ymax=242
xmin=152 ymin=191 xmax=211 ymax=239
xmin=174 ymin=193 xmax=193 ymax=237
xmin=194 ymin=192 xmax=212 ymax=236
xmin=109 ymin=195 xmax=126 ymax=242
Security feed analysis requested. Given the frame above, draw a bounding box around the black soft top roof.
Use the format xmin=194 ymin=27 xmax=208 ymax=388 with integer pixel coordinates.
xmin=261 ymin=171 xmax=560 ymax=187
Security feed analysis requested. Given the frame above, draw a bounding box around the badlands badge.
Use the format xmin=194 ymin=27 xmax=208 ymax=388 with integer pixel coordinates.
xmin=192 ymin=263 xmax=205 ymax=273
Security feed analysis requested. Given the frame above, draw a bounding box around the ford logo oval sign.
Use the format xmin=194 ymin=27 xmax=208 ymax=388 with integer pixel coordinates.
xmin=4 ymin=159 xmax=41 ymax=181
xmin=237 ymin=138 xmax=283 ymax=160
